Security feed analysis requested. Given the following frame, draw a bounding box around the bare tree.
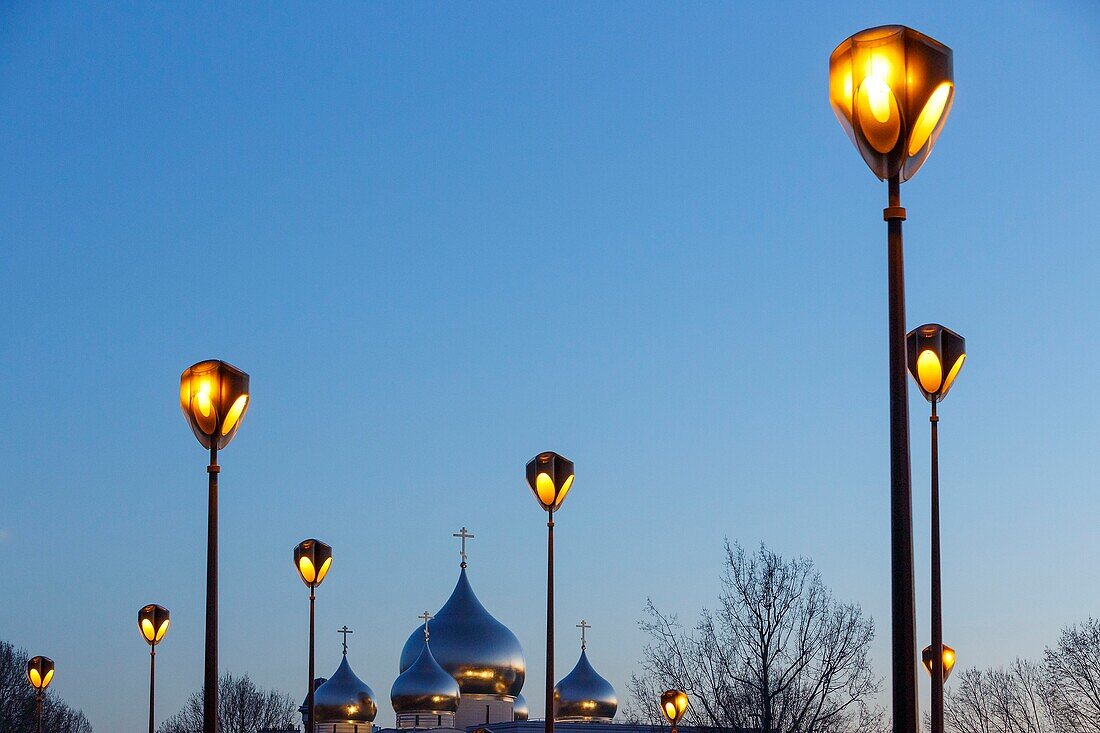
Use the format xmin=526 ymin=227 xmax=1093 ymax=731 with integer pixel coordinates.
xmin=1044 ymin=618 xmax=1100 ymax=733
xmin=940 ymin=660 xmax=1051 ymax=733
xmin=158 ymin=672 xmax=298 ymax=733
xmin=0 ymin=640 xmax=94 ymax=733
xmin=626 ymin=541 xmax=883 ymax=733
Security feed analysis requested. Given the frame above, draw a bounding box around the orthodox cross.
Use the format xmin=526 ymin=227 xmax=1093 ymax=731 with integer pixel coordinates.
xmin=577 ymin=619 xmax=591 ymax=650
xmin=453 ymin=526 xmax=475 ymax=568
xmin=419 ymin=611 xmax=433 ymax=642
xmin=337 ymin=625 xmax=354 ymax=656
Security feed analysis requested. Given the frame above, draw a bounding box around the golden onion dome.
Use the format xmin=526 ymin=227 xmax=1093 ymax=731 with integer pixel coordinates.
xmin=399 ymin=567 xmax=525 ymax=697
xmin=513 ymin=692 xmax=530 ymax=721
xmin=554 ymin=650 xmax=618 ymax=722
xmin=314 ymin=656 xmax=378 ymax=725
xmin=391 ymin=640 xmax=461 ymax=714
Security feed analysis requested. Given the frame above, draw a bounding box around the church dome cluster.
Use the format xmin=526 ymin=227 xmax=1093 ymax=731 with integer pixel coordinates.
xmin=398 ymin=567 xmax=526 ymax=698
xmin=309 ymin=527 xmax=618 ymax=732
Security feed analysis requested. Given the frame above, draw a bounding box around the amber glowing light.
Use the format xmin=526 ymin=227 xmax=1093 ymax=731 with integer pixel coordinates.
xmin=907 ymin=324 xmax=966 ymax=403
xmin=138 ymin=604 xmax=171 ymax=646
xmin=830 ymin=25 xmax=954 ymax=181
xmin=294 ymin=538 xmax=333 ymax=588
xmin=526 ymin=452 xmax=575 ymax=512
xmin=660 ymin=689 xmax=688 ymax=726
xmin=179 ymin=360 xmax=250 ymax=450
xmin=26 ymin=656 xmax=55 ymax=691
xmin=923 ymin=644 xmax=957 ymax=680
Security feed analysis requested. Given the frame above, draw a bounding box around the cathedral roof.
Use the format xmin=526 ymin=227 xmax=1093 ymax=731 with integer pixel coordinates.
xmin=399 ymin=567 xmax=525 ymax=697
xmin=513 ymin=692 xmax=530 ymax=721
xmin=391 ymin=640 xmax=462 ymax=714
xmin=554 ymin=649 xmax=617 ymax=723
xmin=314 ymin=655 xmax=378 ymax=724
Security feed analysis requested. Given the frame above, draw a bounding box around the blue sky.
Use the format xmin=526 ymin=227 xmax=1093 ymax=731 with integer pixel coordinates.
xmin=2 ymin=2 xmax=1099 ymax=731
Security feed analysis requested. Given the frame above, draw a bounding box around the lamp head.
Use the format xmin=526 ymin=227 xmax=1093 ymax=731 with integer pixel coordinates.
xmin=26 ymin=656 xmax=54 ymax=691
xmin=660 ymin=689 xmax=688 ymax=725
xmin=830 ymin=25 xmax=954 ymax=181
xmin=294 ymin=538 xmax=333 ymax=588
xmin=525 ymin=451 xmax=575 ymax=512
xmin=907 ymin=324 xmax=966 ymax=403
xmin=180 ymin=360 xmax=250 ymax=450
xmin=138 ymin=604 xmax=171 ymax=646
xmin=922 ymin=643 xmax=957 ymax=680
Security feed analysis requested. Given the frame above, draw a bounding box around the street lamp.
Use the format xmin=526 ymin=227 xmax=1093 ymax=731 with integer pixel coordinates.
xmin=180 ymin=359 xmax=250 ymax=733
xmin=138 ymin=604 xmax=171 ymax=733
xmin=660 ymin=689 xmax=688 ymax=733
xmin=26 ymin=656 xmax=54 ymax=733
xmin=922 ymin=644 xmax=957 ymax=680
xmin=526 ymin=451 xmax=575 ymax=733
xmin=908 ymin=324 xmax=966 ymax=733
xmin=295 ymin=538 xmax=333 ymax=733
xmin=829 ymin=25 xmax=955 ymax=733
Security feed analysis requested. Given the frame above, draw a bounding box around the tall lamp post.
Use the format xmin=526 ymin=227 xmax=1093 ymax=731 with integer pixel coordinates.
xmin=138 ymin=604 xmax=171 ymax=733
xmin=908 ymin=324 xmax=966 ymax=733
xmin=180 ymin=359 xmax=250 ymax=733
xmin=660 ymin=689 xmax=688 ymax=733
xmin=294 ymin=538 xmax=333 ymax=733
xmin=26 ymin=656 xmax=54 ymax=733
xmin=829 ymin=26 xmax=955 ymax=733
xmin=526 ymin=451 xmax=575 ymax=733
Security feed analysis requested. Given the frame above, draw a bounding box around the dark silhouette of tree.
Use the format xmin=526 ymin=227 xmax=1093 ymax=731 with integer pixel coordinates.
xmin=0 ymin=640 xmax=93 ymax=733
xmin=158 ymin=672 xmax=297 ymax=733
xmin=626 ymin=541 xmax=883 ymax=733
xmin=940 ymin=660 xmax=1051 ymax=733
xmin=1043 ymin=617 xmax=1100 ymax=733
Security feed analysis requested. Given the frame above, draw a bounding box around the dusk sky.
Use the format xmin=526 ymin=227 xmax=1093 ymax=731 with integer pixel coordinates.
xmin=2 ymin=2 xmax=1099 ymax=731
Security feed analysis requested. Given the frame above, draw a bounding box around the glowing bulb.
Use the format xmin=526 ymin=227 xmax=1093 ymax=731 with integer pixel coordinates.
xmin=909 ymin=83 xmax=952 ymax=156
xmin=916 ymin=349 xmax=943 ymax=394
xmin=536 ymin=472 xmax=557 ymax=507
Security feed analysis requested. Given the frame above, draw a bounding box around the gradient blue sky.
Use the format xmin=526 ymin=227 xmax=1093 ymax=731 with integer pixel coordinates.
xmin=2 ymin=2 xmax=1099 ymax=731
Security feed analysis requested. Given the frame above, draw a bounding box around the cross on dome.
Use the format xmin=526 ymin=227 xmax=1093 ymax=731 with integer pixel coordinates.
xmin=337 ymin=625 xmax=354 ymax=656
xmin=577 ymin=619 xmax=591 ymax=650
xmin=419 ymin=611 xmax=433 ymax=641
xmin=452 ymin=526 xmax=475 ymax=568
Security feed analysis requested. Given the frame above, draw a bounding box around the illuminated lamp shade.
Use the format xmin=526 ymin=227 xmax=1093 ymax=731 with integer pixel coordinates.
xmin=922 ymin=643 xmax=957 ymax=680
xmin=294 ymin=538 xmax=333 ymax=588
xmin=660 ymin=689 xmax=688 ymax=726
xmin=179 ymin=360 xmax=250 ymax=450
xmin=906 ymin=324 xmax=966 ymax=403
xmin=525 ymin=451 xmax=575 ymax=512
xmin=138 ymin=604 xmax=171 ymax=646
xmin=26 ymin=656 xmax=55 ymax=691
xmin=829 ymin=25 xmax=954 ymax=181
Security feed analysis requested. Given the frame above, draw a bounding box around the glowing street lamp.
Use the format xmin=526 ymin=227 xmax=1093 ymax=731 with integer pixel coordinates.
xmin=138 ymin=604 xmax=171 ymax=733
xmin=909 ymin=324 xmax=966 ymax=733
xmin=180 ymin=359 xmax=250 ymax=733
xmin=526 ymin=451 xmax=575 ymax=733
xmin=26 ymin=656 xmax=54 ymax=733
xmin=829 ymin=26 xmax=955 ymax=733
xmin=922 ymin=644 xmax=957 ymax=680
xmin=295 ymin=538 xmax=333 ymax=733
xmin=660 ymin=689 xmax=688 ymax=733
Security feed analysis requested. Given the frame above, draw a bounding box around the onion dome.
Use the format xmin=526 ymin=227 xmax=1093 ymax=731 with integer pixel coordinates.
xmin=513 ymin=693 xmax=530 ymax=721
xmin=399 ymin=567 xmax=525 ymax=696
xmin=392 ymin=639 xmax=461 ymax=714
xmin=554 ymin=649 xmax=617 ymax=722
xmin=314 ymin=656 xmax=378 ymax=725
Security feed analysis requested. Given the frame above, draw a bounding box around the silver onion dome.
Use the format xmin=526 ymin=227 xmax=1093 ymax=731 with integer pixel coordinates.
xmin=513 ymin=692 xmax=530 ymax=721
xmin=391 ymin=640 xmax=461 ymax=714
xmin=554 ymin=649 xmax=618 ymax=722
xmin=399 ymin=567 xmax=525 ymax=697
xmin=313 ymin=656 xmax=378 ymax=724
